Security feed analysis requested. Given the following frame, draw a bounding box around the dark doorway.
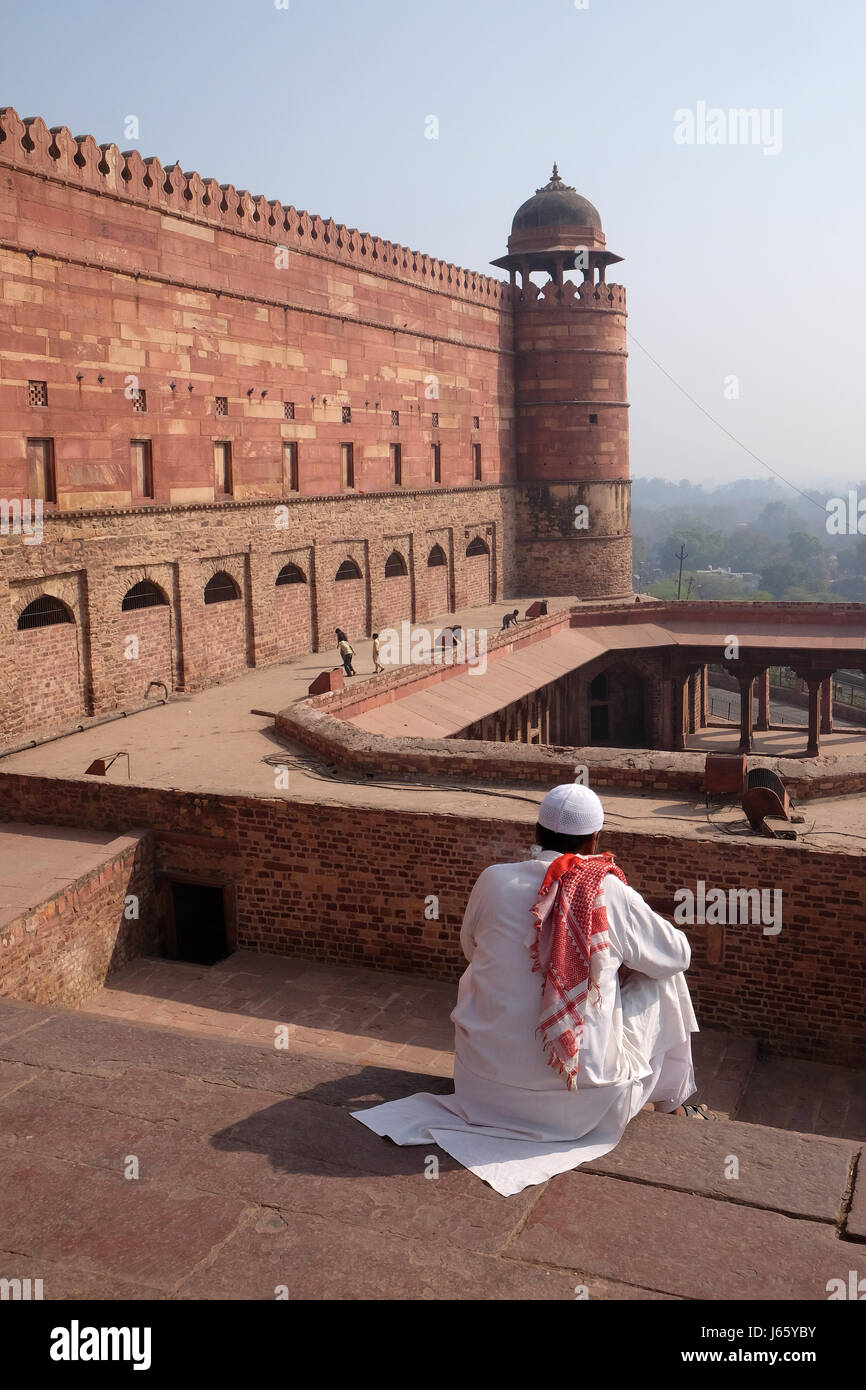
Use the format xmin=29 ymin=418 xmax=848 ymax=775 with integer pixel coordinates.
xmin=590 ymin=704 xmax=610 ymax=741
xmin=170 ymin=881 xmax=230 ymax=965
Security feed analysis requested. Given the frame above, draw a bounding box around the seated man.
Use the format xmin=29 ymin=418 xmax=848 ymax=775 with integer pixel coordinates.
xmin=354 ymin=783 xmax=706 ymax=1196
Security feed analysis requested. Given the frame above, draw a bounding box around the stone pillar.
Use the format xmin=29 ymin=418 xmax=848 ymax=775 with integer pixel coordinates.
xmin=806 ymin=679 xmax=821 ymax=757
xmin=820 ymin=676 xmax=834 ymax=734
xmin=738 ymin=674 xmax=754 ymax=754
xmin=699 ymin=664 xmax=708 ymax=728
xmin=755 ymin=669 xmax=771 ymax=731
xmin=672 ymin=675 xmax=687 ymax=751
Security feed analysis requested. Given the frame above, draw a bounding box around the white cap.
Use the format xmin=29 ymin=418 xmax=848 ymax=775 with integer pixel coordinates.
xmin=537 ymin=783 xmax=604 ymax=837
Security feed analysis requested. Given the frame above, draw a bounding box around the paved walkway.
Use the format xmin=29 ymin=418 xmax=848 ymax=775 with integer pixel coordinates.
xmin=83 ymin=952 xmax=866 ymax=1141
xmin=0 ymin=986 xmax=861 ymax=1301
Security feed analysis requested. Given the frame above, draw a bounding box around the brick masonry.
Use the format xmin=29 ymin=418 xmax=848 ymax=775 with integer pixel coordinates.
xmin=0 ymin=772 xmax=862 ymax=1065
xmin=0 ymin=107 xmax=641 ymax=745
xmin=0 ymin=831 xmax=158 ymax=1007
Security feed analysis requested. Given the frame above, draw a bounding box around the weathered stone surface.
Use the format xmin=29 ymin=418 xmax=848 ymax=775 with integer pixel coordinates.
xmin=0 ymin=1007 xmax=450 ymax=1104
xmin=585 ymin=1111 xmax=857 ymax=1221
xmin=176 ymin=1209 xmax=670 ymax=1301
xmin=0 ymin=1151 xmax=249 ymax=1289
xmin=0 ymin=1251 xmax=163 ymax=1301
xmin=845 ymin=1156 xmax=866 ymax=1239
xmin=0 ymin=1058 xmax=40 ymax=1100
xmin=510 ymin=1171 xmax=854 ymax=1301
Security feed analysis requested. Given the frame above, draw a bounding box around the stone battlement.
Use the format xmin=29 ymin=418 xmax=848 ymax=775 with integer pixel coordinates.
xmin=0 ymin=106 xmax=508 ymax=308
xmin=516 ymin=280 xmax=627 ymax=311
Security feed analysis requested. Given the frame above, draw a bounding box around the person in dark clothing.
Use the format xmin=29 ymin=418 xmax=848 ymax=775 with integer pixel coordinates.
xmin=337 ymin=636 xmax=355 ymax=676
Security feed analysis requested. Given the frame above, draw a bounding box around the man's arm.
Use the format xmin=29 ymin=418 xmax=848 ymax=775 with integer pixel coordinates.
xmin=459 ymin=870 xmax=489 ymax=962
xmin=612 ymin=881 xmax=691 ymax=979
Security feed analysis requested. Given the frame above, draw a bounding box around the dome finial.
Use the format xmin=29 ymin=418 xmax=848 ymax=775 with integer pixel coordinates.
xmin=535 ymin=164 xmax=575 ymax=196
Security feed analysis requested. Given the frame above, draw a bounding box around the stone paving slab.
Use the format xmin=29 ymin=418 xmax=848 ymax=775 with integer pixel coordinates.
xmin=846 ymin=1164 xmax=866 ymax=1240
xmin=509 ymin=1171 xmax=857 ymax=1301
xmin=584 ymin=1110 xmax=858 ymax=1221
xmin=175 ymin=1208 xmax=677 ymax=1302
xmin=0 ymin=1151 xmax=250 ymax=1291
xmin=0 ymin=995 xmax=56 ymax=1042
xmin=0 ymin=1078 xmax=539 ymax=1256
xmin=0 ymin=1252 xmax=165 ymax=1301
xmin=0 ymin=1006 xmax=453 ymax=1104
xmin=735 ymin=1056 xmax=866 ymax=1142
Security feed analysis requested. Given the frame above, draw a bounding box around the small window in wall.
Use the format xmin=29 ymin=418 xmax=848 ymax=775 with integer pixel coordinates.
xmin=431 ymin=411 xmax=439 ymax=429
xmin=276 ymin=562 xmax=306 ymax=585
xmin=336 ymin=558 xmax=362 ymax=581
xmin=390 ymin=409 xmax=399 ymax=427
xmin=28 ymin=380 xmax=48 ymax=407
xmin=27 ymin=438 xmax=57 ymax=503
xmin=122 ymin=580 xmax=167 ymax=611
xmin=215 ymin=396 xmax=228 ymax=417
xmin=384 ymin=550 xmax=407 ymax=578
xmin=431 ymin=442 xmax=441 ymax=483
xmin=341 ymin=442 xmax=354 ymax=489
xmin=283 ymin=441 xmax=299 ymax=492
xmin=472 ymin=415 xmax=480 ymax=430
xmin=284 ymin=401 xmax=295 ymax=420
xmin=169 ymin=881 xmax=229 ymax=965
xmin=17 ymin=595 xmax=72 ymax=630
xmin=214 ymin=441 xmax=233 ymax=496
xmin=472 ymin=444 xmax=482 ymax=481
xmin=132 ymin=388 xmax=147 ymax=413
xmin=341 ymin=405 xmax=351 ymax=424
xmin=427 ymin=544 xmax=447 ymax=567
xmin=131 ymin=439 xmax=153 ymax=498
xmin=466 ymin=536 xmax=489 ymax=557
xmin=589 ymin=413 xmax=598 ymax=425
xmin=204 ymin=571 xmax=240 ymax=604
xmin=391 ymin=442 xmax=402 ymax=486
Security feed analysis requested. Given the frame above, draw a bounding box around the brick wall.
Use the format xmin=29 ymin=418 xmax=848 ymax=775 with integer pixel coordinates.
xmin=0 ymin=832 xmax=158 ymax=1007
xmin=0 ymin=771 xmax=862 ymax=1065
xmin=203 ymin=595 xmax=250 ymax=684
xmin=13 ymin=622 xmax=84 ymax=735
xmin=115 ymin=605 xmax=173 ymax=704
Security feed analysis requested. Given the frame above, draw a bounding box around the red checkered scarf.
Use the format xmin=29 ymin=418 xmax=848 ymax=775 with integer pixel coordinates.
xmin=530 ymin=852 xmax=628 ymax=1089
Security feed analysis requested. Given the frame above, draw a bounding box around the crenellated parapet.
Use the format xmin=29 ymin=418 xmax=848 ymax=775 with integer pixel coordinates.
xmin=515 ymin=279 xmax=627 ymax=311
xmin=0 ymin=107 xmax=508 ymax=308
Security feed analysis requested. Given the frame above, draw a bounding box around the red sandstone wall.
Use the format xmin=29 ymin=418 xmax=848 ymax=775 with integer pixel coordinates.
xmin=0 ymin=832 xmax=158 ymax=1006
xmin=0 ymin=771 xmax=862 ymax=1066
xmin=0 ymin=107 xmax=515 ymax=507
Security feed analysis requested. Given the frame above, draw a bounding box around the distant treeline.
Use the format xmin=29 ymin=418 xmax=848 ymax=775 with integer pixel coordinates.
xmin=631 ymin=477 xmax=866 ymax=602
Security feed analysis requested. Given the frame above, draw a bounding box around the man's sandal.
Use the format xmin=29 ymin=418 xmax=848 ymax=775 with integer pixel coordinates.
xmin=680 ymin=1103 xmax=714 ymax=1119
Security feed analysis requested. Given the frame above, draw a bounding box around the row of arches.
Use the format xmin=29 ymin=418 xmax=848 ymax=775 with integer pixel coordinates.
xmin=15 ymin=537 xmax=491 ymax=626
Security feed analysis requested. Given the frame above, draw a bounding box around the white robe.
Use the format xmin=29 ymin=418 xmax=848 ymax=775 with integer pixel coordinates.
xmin=353 ymin=849 xmax=699 ymax=1196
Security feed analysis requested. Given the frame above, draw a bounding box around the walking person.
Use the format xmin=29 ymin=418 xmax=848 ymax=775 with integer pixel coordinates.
xmin=337 ymin=634 xmax=355 ymax=677
xmin=372 ymin=632 xmax=384 ymax=674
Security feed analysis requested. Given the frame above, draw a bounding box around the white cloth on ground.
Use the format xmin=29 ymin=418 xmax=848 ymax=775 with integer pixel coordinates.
xmin=352 ymin=849 xmax=698 ymax=1196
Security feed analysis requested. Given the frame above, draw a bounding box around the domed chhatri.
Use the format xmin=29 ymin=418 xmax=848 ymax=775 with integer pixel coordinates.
xmin=511 ymin=164 xmax=603 ymax=234
xmin=490 ymin=165 xmax=621 ymax=282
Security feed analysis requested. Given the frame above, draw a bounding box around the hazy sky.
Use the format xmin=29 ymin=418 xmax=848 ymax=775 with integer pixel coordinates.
xmin=2 ymin=0 xmax=863 ymax=493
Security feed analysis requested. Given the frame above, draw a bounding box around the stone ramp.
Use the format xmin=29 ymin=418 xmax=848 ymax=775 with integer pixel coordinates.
xmin=0 ymin=995 xmax=861 ymax=1300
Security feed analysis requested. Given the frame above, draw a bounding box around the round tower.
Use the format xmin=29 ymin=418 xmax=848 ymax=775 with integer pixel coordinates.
xmin=492 ymin=167 xmax=632 ymax=599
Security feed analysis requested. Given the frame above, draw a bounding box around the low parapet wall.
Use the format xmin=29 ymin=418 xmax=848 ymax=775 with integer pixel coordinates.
xmin=0 ymin=829 xmax=158 ymax=1007
xmin=0 ymin=772 xmax=862 ymax=1065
